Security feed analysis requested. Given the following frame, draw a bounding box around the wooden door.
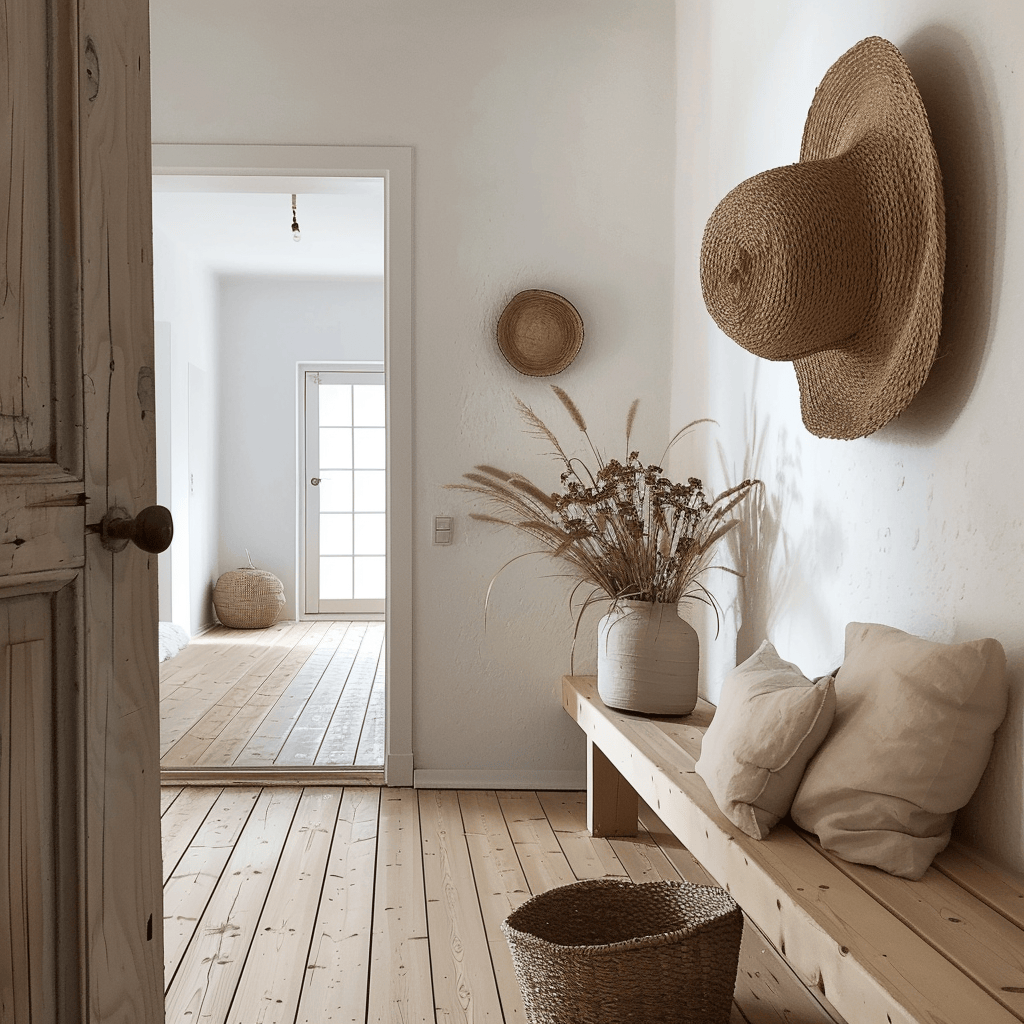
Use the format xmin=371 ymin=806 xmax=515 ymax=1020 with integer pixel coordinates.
xmin=1 ymin=0 xmax=163 ymax=1021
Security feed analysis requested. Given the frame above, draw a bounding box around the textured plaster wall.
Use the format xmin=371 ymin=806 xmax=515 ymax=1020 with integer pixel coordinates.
xmin=673 ymin=0 xmax=1024 ymax=872
xmin=150 ymin=0 xmax=676 ymax=781
xmin=216 ymin=276 xmax=384 ymax=618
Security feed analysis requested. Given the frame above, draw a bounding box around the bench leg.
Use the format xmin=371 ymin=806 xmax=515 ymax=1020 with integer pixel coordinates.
xmin=588 ymin=737 xmax=639 ymax=837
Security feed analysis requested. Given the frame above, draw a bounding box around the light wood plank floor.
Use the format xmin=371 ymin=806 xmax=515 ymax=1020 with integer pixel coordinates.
xmin=161 ymin=785 xmax=841 ymax=1024
xmin=160 ymin=620 xmax=385 ymax=770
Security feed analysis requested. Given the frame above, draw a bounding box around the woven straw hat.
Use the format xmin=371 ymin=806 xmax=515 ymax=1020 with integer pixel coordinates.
xmin=497 ymin=289 xmax=584 ymax=376
xmin=700 ymin=36 xmax=945 ymax=439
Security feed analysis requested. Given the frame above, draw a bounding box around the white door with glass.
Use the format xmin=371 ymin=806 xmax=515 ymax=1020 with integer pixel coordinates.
xmin=305 ymin=368 xmax=386 ymax=613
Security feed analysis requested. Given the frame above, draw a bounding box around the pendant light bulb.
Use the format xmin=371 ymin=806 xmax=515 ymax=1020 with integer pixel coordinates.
xmin=291 ymin=194 xmax=301 ymax=242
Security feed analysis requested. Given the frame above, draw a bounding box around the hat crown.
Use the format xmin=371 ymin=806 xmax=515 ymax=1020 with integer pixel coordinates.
xmin=700 ymin=152 xmax=877 ymax=360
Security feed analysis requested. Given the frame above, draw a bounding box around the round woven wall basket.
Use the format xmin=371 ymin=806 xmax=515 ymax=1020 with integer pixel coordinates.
xmin=497 ymin=289 xmax=584 ymax=376
xmin=502 ymin=878 xmax=742 ymax=1024
xmin=213 ymin=563 xmax=285 ymax=629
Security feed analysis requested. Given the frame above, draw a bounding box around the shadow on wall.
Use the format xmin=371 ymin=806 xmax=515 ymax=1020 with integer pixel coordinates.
xmin=719 ymin=387 xmax=842 ymax=667
xmin=956 ymin=659 xmax=1024 ymax=866
xmin=880 ymin=25 xmax=1005 ymax=444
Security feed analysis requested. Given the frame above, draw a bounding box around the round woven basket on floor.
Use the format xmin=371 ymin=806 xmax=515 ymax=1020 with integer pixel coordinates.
xmin=213 ymin=566 xmax=285 ymax=629
xmin=502 ymin=878 xmax=742 ymax=1024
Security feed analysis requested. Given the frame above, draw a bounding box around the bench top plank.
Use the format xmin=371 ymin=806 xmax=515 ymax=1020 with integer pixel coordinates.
xmin=563 ymin=674 xmax=1021 ymax=1024
xmin=807 ymin=836 xmax=1024 ymax=1019
xmin=935 ymin=842 xmax=1024 ymax=932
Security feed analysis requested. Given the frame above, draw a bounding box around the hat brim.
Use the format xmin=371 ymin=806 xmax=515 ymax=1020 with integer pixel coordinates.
xmin=497 ymin=290 xmax=584 ymax=377
xmin=792 ymin=36 xmax=945 ymax=439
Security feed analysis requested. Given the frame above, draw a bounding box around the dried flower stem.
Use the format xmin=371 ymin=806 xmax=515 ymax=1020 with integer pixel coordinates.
xmin=448 ymin=388 xmax=761 ymax=616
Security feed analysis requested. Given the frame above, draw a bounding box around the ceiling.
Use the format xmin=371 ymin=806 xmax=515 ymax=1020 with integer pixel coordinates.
xmin=151 ymin=175 xmax=385 ymax=278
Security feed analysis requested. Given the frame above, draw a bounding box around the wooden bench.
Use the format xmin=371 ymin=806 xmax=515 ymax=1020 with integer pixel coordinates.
xmin=563 ymin=674 xmax=1024 ymax=1024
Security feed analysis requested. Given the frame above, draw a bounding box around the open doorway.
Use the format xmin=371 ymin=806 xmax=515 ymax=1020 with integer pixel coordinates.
xmin=150 ymin=146 xmax=412 ymax=786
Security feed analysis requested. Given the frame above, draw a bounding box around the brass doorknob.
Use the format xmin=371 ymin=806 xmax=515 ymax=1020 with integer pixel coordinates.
xmin=311 ymin=477 xmax=321 ymax=486
xmin=89 ymin=505 xmax=174 ymax=554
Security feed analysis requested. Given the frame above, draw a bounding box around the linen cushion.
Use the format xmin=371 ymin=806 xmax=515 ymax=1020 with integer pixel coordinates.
xmin=695 ymin=641 xmax=836 ymax=840
xmin=790 ymin=622 xmax=1007 ymax=880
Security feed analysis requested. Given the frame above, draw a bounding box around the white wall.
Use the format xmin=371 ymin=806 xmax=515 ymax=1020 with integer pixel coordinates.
xmin=673 ymin=0 xmax=1024 ymax=873
xmin=217 ymin=276 xmax=384 ymax=616
xmin=152 ymin=228 xmax=220 ymax=634
xmin=150 ymin=0 xmax=677 ymax=785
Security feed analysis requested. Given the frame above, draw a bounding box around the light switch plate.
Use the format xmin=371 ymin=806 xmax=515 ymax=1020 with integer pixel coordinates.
xmin=433 ymin=516 xmax=453 ymax=545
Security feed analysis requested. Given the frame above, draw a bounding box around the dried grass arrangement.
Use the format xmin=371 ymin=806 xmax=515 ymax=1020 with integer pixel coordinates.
xmin=450 ymin=387 xmax=760 ymax=629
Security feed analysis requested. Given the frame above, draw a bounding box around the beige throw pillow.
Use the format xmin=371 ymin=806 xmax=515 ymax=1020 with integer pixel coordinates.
xmin=790 ymin=622 xmax=1007 ymax=880
xmin=695 ymin=641 xmax=836 ymax=840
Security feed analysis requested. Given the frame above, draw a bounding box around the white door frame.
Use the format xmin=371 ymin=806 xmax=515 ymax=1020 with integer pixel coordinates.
xmin=151 ymin=144 xmax=414 ymax=787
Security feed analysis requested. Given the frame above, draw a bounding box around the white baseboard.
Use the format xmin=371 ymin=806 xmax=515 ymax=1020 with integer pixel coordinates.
xmin=412 ymin=769 xmax=587 ymax=790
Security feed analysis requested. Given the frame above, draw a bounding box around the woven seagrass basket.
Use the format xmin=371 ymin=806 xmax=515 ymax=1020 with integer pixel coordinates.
xmin=496 ymin=289 xmax=584 ymax=376
xmin=213 ymin=562 xmax=285 ymax=629
xmin=502 ymin=878 xmax=742 ymax=1024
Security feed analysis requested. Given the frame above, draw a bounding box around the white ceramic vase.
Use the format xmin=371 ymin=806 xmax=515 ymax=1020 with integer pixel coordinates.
xmin=597 ymin=600 xmax=699 ymax=715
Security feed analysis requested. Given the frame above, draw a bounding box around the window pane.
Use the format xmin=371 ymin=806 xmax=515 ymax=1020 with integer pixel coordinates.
xmin=353 ymin=384 xmax=385 ymax=427
xmin=354 ymin=513 xmax=386 ymax=555
xmin=321 ymin=513 xmax=353 ymax=555
xmin=353 ymin=470 xmax=385 ymax=513
xmin=320 ymin=556 xmax=353 ymax=600
xmin=320 ymin=427 xmax=352 ymax=469
xmin=354 ymin=556 xmax=386 ymax=599
xmin=353 ymin=427 xmax=385 ymax=469
xmin=319 ymin=384 xmax=352 ymax=426
xmin=319 ymin=470 xmax=353 ymax=513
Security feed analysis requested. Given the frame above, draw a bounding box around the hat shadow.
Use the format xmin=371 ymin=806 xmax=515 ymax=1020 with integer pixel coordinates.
xmin=877 ymin=25 xmax=1005 ymax=444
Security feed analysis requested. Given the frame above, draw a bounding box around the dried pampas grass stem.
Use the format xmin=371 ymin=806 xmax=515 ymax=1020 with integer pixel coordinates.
xmin=448 ymin=387 xmax=761 ymax=628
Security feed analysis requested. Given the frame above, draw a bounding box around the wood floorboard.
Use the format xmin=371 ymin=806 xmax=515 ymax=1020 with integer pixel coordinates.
xmin=420 ymin=789 xmax=505 ymax=1023
xmin=495 ymin=790 xmax=577 ymax=893
xmin=277 ymin=623 xmax=368 ymax=765
xmin=160 ymin=786 xmax=183 ymax=814
xmin=162 ymin=787 xmax=261 ymax=985
xmin=162 ymin=787 xmax=839 ymax=1024
xmin=159 ymin=620 xmax=385 ymax=771
xmin=230 ymin=788 xmax=343 ymax=1023
xmin=458 ymin=790 xmax=531 ymax=1023
xmin=164 ymin=788 xmax=302 ymax=1022
xmin=367 ymin=788 xmax=433 ymax=1023
xmin=315 ymin=623 xmax=385 ymax=766
xmin=197 ymin=620 xmax=334 ymax=768
xmin=355 ymin=645 xmax=386 ymax=766
xmin=233 ymin=622 xmax=353 ymax=767
xmin=160 ymin=787 xmax=222 ymax=884
xmin=537 ymin=789 xmax=628 ymax=880
xmin=161 ymin=621 xmax=321 ymax=767
xmin=296 ymin=788 xmax=379 ymax=1022
xmin=160 ymin=621 xmax=314 ymax=757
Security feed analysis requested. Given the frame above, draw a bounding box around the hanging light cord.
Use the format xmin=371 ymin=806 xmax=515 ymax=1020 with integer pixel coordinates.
xmin=291 ymin=194 xmax=301 ymax=242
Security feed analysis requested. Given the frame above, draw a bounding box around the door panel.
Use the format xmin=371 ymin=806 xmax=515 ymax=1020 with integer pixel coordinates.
xmin=0 ymin=598 xmax=56 ymax=1020
xmin=305 ymin=369 xmax=386 ymax=614
xmin=0 ymin=0 xmax=52 ymax=459
xmin=0 ymin=0 xmax=162 ymax=1021
xmin=0 ymin=579 xmax=81 ymax=1021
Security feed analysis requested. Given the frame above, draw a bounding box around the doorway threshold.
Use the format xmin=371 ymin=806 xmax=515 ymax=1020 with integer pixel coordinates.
xmin=161 ymin=766 xmax=385 ymax=787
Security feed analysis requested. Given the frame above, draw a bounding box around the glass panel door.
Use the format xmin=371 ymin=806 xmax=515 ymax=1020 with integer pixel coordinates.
xmin=305 ymin=368 xmax=386 ymax=613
